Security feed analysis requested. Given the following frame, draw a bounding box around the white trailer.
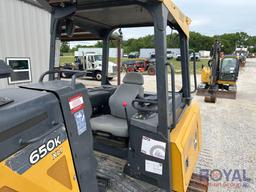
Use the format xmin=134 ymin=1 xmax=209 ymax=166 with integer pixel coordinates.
xmin=139 ymin=48 xmax=180 ymax=58
xmin=139 ymin=48 xmax=155 ymax=58
xmin=199 ymin=50 xmax=211 ymax=58
xmin=76 ymin=48 xmax=123 ymax=58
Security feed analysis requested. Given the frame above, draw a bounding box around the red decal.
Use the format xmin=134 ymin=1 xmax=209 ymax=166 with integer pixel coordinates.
xmin=68 ymin=93 xmax=85 ymax=113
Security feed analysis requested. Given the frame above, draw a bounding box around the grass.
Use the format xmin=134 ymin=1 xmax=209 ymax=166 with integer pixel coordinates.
xmin=62 ymin=52 xmax=74 ymax=56
xmin=60 ymin=56 xmax=208 ymax=74
xmin=60 ymin=56 xmax=74 ymax=65
xmin=170 ymin=59 xmax=207 ymax=74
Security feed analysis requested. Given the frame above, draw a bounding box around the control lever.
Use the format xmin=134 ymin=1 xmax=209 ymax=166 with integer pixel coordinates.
xmin=123 ymin=101 xmax=135 ymax=154
xmin=122 ymin=101 xmax=130 ymax=128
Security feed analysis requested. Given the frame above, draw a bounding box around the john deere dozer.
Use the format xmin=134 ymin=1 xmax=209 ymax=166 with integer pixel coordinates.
xmin=0 ymin=0 xmax=208 ymax=192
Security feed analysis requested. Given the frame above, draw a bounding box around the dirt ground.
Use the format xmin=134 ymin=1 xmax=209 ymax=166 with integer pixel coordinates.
xmin=79 ymin=58 xmax=256 ymax=192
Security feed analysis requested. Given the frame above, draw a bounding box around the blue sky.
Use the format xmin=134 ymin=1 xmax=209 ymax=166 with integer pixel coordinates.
xmin=70 ymin=0 xmax=255 ymax=47
xmin=174 ymin=0 xmax=256 ymax=36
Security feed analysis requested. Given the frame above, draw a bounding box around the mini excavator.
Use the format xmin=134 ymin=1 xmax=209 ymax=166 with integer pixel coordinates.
xmin=197 ymin=40 xmax=240 ymax=103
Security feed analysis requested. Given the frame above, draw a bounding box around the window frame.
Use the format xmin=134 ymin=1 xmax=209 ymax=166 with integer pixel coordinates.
xmin=6 ymin=57 xmax=32 ymax=84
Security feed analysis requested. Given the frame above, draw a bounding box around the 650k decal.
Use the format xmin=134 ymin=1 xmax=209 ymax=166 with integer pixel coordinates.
xmin=29 ymin=136 xmax=62 ymax=165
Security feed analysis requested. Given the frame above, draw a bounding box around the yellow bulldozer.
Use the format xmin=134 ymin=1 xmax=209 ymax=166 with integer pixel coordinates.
xmin=0 ymin=0 xmax=208 ymax=192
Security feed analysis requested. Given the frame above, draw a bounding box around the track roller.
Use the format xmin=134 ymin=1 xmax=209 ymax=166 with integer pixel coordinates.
xmin=187 ymin=173 xmax=209 ymax=192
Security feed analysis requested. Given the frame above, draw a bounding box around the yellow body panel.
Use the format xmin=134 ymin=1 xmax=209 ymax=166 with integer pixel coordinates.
xmin=201 ymin=67 xmax=236 ymax=86
xmin=162 ymin=0 xmax=191 ymax=38
xmin=0 ymin=141 xmax=80 ymax=192
xmin=217 ymin=80 xmax=236 ymax=85
xmin=171 ymin=102 xmax=202 ymax=192
xmin=201 ymin=66 xmax=211 ymax=84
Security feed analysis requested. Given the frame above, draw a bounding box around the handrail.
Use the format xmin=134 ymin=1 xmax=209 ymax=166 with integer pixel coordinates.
xmin=39 ymin=69 xmax=61 ymax=82
xmin=166 ymin=63 xmax=176 ymax=129
xmin=39 ymin=69 xmax=86 ymax=89
xmin=191 ymin=51 xmax=198 ymax=93
xmin=71 ymin=71 xmax=87 ymax=89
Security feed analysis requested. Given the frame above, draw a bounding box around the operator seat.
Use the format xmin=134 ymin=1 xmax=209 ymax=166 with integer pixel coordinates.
xmin=90 ymin=72 xmax=144 ymax=137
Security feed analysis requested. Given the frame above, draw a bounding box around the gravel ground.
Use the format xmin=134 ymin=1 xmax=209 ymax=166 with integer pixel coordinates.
xmin=78 ymin=58 xmax=256 ymax=192
xmin=194 ymin=59 xmax=256 ymax=192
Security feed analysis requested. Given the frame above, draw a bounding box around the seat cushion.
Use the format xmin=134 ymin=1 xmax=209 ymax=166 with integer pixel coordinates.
xmin=90 ymin=115 xmax=128 ymax=137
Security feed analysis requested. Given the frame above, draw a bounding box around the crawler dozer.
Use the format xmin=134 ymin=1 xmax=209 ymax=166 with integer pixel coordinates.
xmin=0 ymin=0 xmax=208 ymax=192
xmin=197 ymin=41 xmax=240 ymax=103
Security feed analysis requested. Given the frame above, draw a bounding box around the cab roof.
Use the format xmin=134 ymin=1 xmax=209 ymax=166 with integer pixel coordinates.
xmin=47 ymin=0 xmax=191 ymax=38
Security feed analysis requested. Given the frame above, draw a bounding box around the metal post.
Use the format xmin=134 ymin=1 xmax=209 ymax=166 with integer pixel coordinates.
xmin=117 ymin=29 xmax=123 ymax=85
xmin=49 ymin=16 xmax=59 ymax=80
xmin=152 ymin=5 xmax=170 ymax=134
xmin=101 ymin=32 xmax=111 ymax=85
xmin=117 ymin=39 xmax=121 ymax=85
xmin=82 ymin=51 xmax=86 ymax=70
xmin=179 ymin=32 xmax=191 ymax=103
xmin=191 ymin=51 xmax=198 ymax=93
xmin=48 ymin=5 xmax=76 ymax=80
xmin=150 ymin=3 xmax=172 ymax=191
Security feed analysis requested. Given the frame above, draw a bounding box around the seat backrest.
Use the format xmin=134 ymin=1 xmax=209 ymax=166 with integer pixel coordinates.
xmin=109 ymin=72 xmax=144 ymax=119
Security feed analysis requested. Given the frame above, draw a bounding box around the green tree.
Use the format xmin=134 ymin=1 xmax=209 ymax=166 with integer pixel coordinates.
xmin=189 ymin=32 xmax=214 ymax=52
xmin=216 ymin=32 xmax=250 ymax=54
xmin=60 ymin=42 xmax=70 ymax=53
xmin=94 ymin=40 xmax=116 ymax=48
xmin=167 ymin=33 xmax=180 ymax=48
xmin=66 ymin=31 xmax=256 ymax=55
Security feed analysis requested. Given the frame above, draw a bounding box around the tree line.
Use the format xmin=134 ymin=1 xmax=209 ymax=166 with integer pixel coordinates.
xmin=61 ymin=32 xmax=256 ymax=54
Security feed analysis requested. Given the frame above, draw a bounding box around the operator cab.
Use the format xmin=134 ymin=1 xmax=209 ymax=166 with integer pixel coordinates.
xmin=219 ymin=57 xmax=239 ymax=82
xmin=46 ymin=0 xmax=201 ymax=191
xmin=88 ymin=68 xmax=184 ymax=159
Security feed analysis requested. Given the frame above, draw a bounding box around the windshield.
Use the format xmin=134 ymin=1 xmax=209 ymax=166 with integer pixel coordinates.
xmin=94 ymin=55 xmax=102 ymax=61
xmin=220 ymin=58 xmax=237 ymax=73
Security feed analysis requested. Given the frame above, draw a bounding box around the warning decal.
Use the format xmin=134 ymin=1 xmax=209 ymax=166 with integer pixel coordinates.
xmin=145 ymin=160 xmax=163 ymax=175
xmin=74 ymin=109 xmax=87 ymax=135
xmin=68 ymin=93 xmax=85 ymax=113
xmin=141 ymin=136 xmax=166 ymax=160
